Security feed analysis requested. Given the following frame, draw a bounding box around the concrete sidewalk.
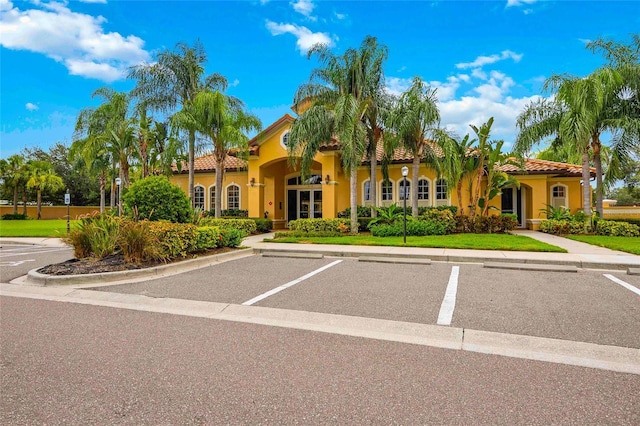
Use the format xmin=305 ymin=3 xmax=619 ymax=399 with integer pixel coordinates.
xmin=245 ymin=231 xmax=640 ymax=271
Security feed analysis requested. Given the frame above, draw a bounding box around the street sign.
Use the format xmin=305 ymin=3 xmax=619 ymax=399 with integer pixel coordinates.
xmin=64 ymin=193 xmax=70 ymax=205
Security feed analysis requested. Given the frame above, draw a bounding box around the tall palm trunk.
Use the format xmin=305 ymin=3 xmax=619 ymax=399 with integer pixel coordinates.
xmin=411 ymin=155 xmax=420 ymax=218
xmin=350 ymin=163 xmax=358 ymax=233
xmin=581 ymin=147 xmax=592 ymax=216
xmin=214 ymin=158 xmax=224 ymax=218
xmin=22 ymin=188 xmax=27 ymax=215
xmin=110 ymin=179 xmax=116 ymax=210
xmin=369 ymin=150 xmax=377 ymax=218
xmin=591 ymin=133 xmax=603 ymax=217
xmin=456 ymin=181 xmax=464 ymax=216
xmin=36 ymin=188 xmax=42 ymax=220
xmin=99 ymin=170 xmax=106 ymax=214
xmin=188 ymin=130 xmax=196 ymax=208
xmin=13 ymin=185 xmax=18 ymax=214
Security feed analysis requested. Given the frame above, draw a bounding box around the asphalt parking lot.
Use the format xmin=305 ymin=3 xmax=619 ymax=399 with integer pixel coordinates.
xmin=94 ymin=254 xmax=640 ymax=349
xmin=0 ymin=243 xmax=73 ymax=282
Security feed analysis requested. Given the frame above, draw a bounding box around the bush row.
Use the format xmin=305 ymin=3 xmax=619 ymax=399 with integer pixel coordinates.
xmin=370 ymin=220 xmax=447 ymax=237
xmin=539 ymin=219 xmax=589 ymax=235
xmin=1 ymin=213 xmax=31 ymax=220
xmin=65 ymin=214 xmax=246 ymax=263
xmin=288 ymin=218 xmax=350 ymax=233
xmin=455 ymin=214 xmax=519 ymax=234
xmin=595 ymin=220 xmax=640 ymax=237
xmin=199 ymin=218 xmax=258 ymax=235
xmin=337 ymin=205 xmax=458 ymax=218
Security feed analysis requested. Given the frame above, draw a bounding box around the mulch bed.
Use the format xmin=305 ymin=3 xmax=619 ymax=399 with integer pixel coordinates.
xmin=38 ymin=247 xmax=234 ymax=276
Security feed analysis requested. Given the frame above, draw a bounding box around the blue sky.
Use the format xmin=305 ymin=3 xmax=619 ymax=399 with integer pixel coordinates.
xmin=1 ymin=0 xmax=638 ymax=159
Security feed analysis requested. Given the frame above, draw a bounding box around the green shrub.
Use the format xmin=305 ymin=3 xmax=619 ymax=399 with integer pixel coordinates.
xmin=219 ymin=228 xmax=244 ymax=247
xmin=122 ymin=176 xmax=192 ymax=223
xmin=208 ymin=209 xmax=248 ymax=217
xmin=539 ymin=219 xmax=587 ymax=235
xmin=65 ymin=213 xmax=121 ymax=259
xmin=607 ymin=218 xmax=640 ymax=227
xmin=252 ymin=218 xmax=273 ymax=233
xmin=337 ymin=205 xmax=372 ymax=218
xmin=147 ymin=221 xmax=198 ymax=259
xmin=421 ymin=209 xmax=456 ymax=234
xmin=119 ymin=220 xmax=157 ymax=263
xmin=199 ymin=218 xmax=256 ymax=236
xmin=370 ymin=219 xmax=447 ymax=237
xmin=288 ymin=218 xmax=349 ymax=233
xmin=1 ymin=213 xmax=30 ymax=220
xmin=195 ymin=226 xmax=223 ymax=251
xmin=274 ymin=230 xmax=343 ymax=238
xmin=595 ymin=220 xmax=640 ymax=237
xmin=357 ymin=217 xmax=374 ymax=232
xmin=455 ymin=214 xmax=520 ymax=234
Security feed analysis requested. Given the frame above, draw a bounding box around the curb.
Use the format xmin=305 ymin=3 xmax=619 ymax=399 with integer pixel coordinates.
xmin=25 ymin=248 xmax=254 ymax=286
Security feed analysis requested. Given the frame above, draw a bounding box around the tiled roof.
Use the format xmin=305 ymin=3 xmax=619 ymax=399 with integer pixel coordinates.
xmin=498 ymin=158 xmax=595 ymax=177
xmin=172 ymin=155 xmax=246 ymax=174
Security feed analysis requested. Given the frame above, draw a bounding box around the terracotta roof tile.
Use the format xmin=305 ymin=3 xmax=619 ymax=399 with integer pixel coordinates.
xmin=172 ymin=155 xmax=246 ymax=174
xmin=498 ymin=158 xmax=595 ymax=177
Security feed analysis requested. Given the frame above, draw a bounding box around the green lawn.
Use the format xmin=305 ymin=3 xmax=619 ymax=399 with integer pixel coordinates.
xmin=0 ymin=220 xmax=78 ymax=237
xmin=566 ymin=235 xmax=640 ymax=255
xmin=267 ymin=233 xmax=567 ymax=252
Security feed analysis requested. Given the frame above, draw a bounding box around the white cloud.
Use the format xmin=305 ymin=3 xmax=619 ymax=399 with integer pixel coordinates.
xmin=0 ymin=0 xmax=150 ymax=82
xmin=291 ymin=0 xmax=316 ymax=20
xmin=230 ymin=78 xmax=240 ymax=87
xmin=385 ymin=76 xmax=460 ymax=102
xmin=334 ymin=12 xmax=346 ymax=20
xmin=265 ymin=20 xmax=334 ymax=54
xmin=79 ymin=0 xmax=107 ymax=3
xmin=455 ymin=50 xmax=523 ymax=69
xmin=25 ymin=102 xmax=39 ymax=111
xmin=384 ymin=77 xmax=412 ymax=96
xmin=506 ymin=0 xmax=538 ymax=7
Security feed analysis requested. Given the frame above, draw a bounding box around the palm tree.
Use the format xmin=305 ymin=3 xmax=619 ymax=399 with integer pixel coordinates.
xmin=171 ymin=90 xmax=261 ymax=218
xmin=74 ymin=87 xmax=136 ymax=214
xmin=69 ymin=139 xmax=111 ymax=213
xmin=128 ymin=41 xmax=228 ymax=206
xmin=0 ymin=154 xmax=27 ymax=214
xmin=388 ymin=76 xmax=448 ymax=218
xmin=438 ymin=133 xmax=476 ymax=216
xmin=25 ymin=160 xmax=64 ymax=219
xmin=290 ymin=37 xmax=384 ymax=233
xmin=515 ymin=69 xmax=626 ymax=216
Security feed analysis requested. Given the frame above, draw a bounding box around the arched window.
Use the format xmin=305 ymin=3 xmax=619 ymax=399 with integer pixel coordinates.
xmin=381 ymin=180 xmax=393 ymax=201
xmin=436 ymin=179 xmax=448 ymax=201
xmin=399 ymin=179 xmax=410 ymax=200
xmin=280 ymin=130 xmax=290 ymax=149
xmin=363 ymin=180 xmax=371 ymax=203
xmin=194 ymin=186 xmax=205 ymax=209
xmin=209 ymin=186 xmax=216 ymax=211
xmin=418 ymin=179 xmax=430 ymax=200
xmin=227 ymin=184 xmax=240 ymax=210
xmin=551 ymin=184 xmax=568 ymax=208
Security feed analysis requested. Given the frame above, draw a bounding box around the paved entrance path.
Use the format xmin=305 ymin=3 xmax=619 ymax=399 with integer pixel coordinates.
xmin=512 ymin=230 xmax=631 ymax=255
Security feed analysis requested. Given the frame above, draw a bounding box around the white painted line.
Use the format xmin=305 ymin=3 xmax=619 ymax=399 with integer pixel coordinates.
xmin=604 ymin=274 xmax=640 ymax=297
xmin=242 ymin=260 xmax=343 ymax=306
xmin=0 ymin=248 xmax=69 ymax=258
xmin=437 ymin=265 xmax=460 ymax=325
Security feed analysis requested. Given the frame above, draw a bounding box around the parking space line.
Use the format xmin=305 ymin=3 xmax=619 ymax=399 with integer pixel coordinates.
xmin=242 ymin=260 xmax=343 ymax=306
xmin=437 ymin=265 xmax=460 ymax=326
xmin=0 ymin=248 xmax=70 ymax=258
xmin=603 ymin=274 xmax=640 ymax=297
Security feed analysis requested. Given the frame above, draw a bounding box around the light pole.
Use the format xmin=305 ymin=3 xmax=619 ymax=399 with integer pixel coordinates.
xmin=401 ymin=166 xmax=409 ymax=244
xmin=65 ymin=189 xmax=70 ymax=234
xmin=115 ymin=177 xmax=122 ymax=216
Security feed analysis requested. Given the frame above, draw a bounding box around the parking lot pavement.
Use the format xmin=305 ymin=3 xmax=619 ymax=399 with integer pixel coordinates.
xmin=453 ymin=266 xmax=640 ymax=348
xmin=2 ymin=296 xmax=639 ymax=425
xmin=94 ymin=256 xmax=338 ymax=304
xmin=0 ymin=244 xmax=73 ymax=282
xmin=85 ymin=256 xmax=640 ymax=350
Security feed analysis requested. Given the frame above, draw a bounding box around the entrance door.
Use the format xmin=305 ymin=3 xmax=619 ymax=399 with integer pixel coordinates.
xmin=501 ymin=187 xmax=523 ymax=227
xmin=287 ymin=189 xmax=323 ymax=221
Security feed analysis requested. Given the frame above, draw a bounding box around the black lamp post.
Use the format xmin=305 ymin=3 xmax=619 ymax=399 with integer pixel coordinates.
xmin=115 ymin=177 xmax=122 ymax=216
xmin=401 ymin=166 xmax=408 ymax=244
xmin=65 ymin=189 xmax=70 ymax=234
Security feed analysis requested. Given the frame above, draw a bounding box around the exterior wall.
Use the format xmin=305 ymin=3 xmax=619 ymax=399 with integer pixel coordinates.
xmin=172 ymin=170 xmax=249 ymax=212
xmin=603 ymin=206 xmax=640 ymax=220
xmin=0 ymin=206 xmax=100 ymax=220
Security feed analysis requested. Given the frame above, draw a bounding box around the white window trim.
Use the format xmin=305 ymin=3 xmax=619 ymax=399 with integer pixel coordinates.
xmin=362 ymin=179 xmax=372 ymax=204
xmin=417 ymin=176 xmax=432 ymax=205
xmin=435 ymin=178 xmax=450 ymax=206
xmin=194 ymin=185 xmax=206 ymax=210
xmin=379 ymin=178 xmax=395 ymax=204
xmin=398 ymin=179 xmax=411 ymax=201
xmin=550 ymin=183 xmax=568 ymax=209
xmin=280 ymin=130 xmax=290 ymax=150
xmin=225 ymin=183 xmax=241 ymax=210
xmin=208 ymin=184 xmax=216 ymax=211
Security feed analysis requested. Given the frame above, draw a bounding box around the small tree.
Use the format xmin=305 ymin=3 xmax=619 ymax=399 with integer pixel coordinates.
xmin=25 ymin=160 xmax=64 ymax=219
xmin=122 ymin=175 xmax=192 ymax=223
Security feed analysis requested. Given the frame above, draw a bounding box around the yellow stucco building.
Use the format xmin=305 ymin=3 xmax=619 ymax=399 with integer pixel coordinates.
xmin=170 ymin=114 xmax=594 ymax=230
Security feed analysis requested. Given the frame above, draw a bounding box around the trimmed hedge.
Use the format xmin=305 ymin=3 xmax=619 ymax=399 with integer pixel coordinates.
xmin=123 ymin=176 xmax=192 ymax=223
xmin=539 ymin=219 xmax=589 ymax=235
xmin=196 ymin=226 xmax=223 ymax=250
xmin=252 ymin=218 xmax=273 ymax=233
xmin=274 ymin=230 xmax=343 ymax=238
xmin=370 ymin=220 xmax=447 ymax=237
xmin=455 ymin=214 xmax=519 ymax=234
xmin=595 ymin=220 xmax=640 ymax=237
xmin=1 ymin=213 xmax=30 ymax=220
xmin=147 ymin=221 xmax=199 ymax=259
xmin=199 ymin=218 xmax=256 ymax=236
xmin=288 ymin=218 xmax=350 ymax=233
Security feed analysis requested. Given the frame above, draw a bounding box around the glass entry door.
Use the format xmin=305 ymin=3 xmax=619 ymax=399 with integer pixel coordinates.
xmin=501 ymin=187 xmax=523 ymax=227
xmin=287 ymin=189 xmax=322 ymax=221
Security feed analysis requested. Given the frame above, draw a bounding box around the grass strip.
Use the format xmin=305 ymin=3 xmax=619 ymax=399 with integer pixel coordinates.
xmin=266 ymin=233 xmax=566 ymax=252
xmin=0 ymin=220 xmax=77 ymax=237
xmin=566 ymin=235 xmax=640 ymax=255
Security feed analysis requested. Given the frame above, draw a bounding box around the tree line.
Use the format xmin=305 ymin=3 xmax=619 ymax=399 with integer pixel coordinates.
xmin=2 ymin=35 xmax=638 ymax=224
